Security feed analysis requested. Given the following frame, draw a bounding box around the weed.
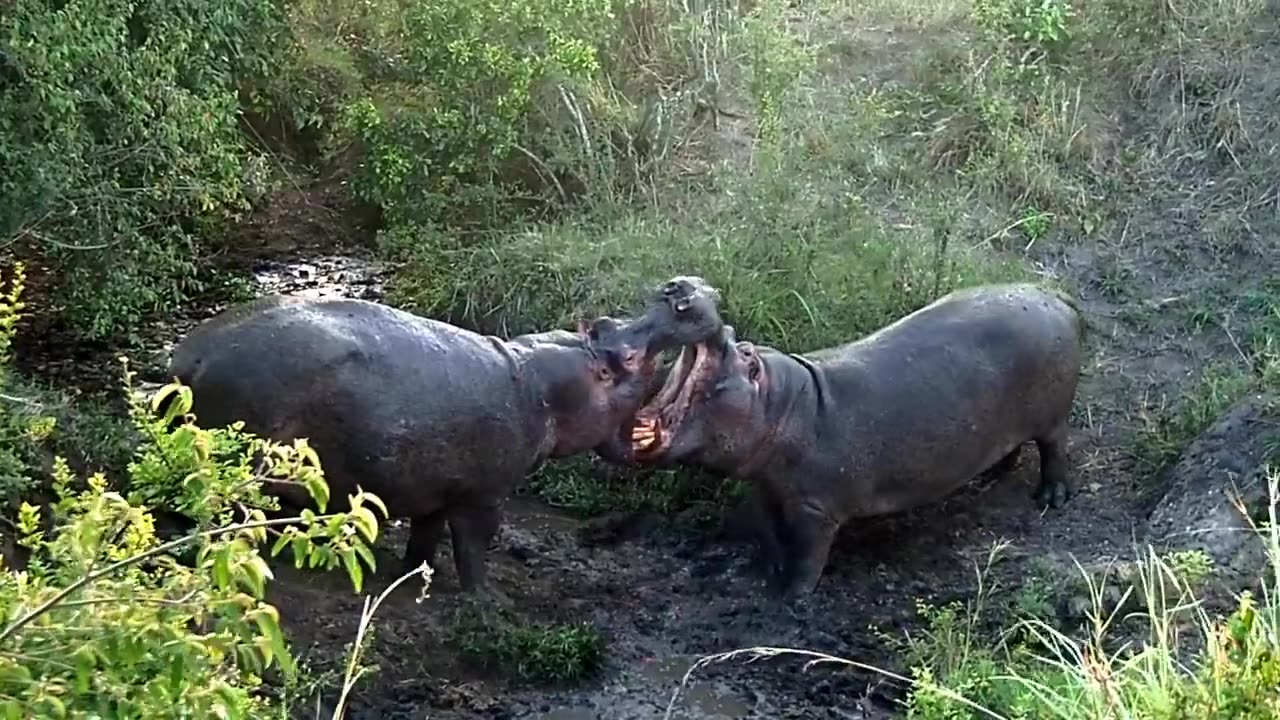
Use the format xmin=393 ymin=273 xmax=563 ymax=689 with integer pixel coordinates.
xmin=455 ymin=606 xmax=605 ymax=684
xmin=1163 ymin=548 xmax=1215 ymax=588
xmin=1133 ymin=360 xmax=1256 ymax=480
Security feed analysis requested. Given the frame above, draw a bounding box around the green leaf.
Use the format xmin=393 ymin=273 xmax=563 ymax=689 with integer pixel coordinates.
xmin=290 ymin=535 xmax=311 ymax=568
xmin=240 ymin=555 xmax=271 ymax=597
xmin=73 ymin=645 xmax=95 ymax=694
xmin=270 ymin=532 xmax=291 ymax=557
xmin=361 ymin=490 xmax=391 ymax=519
xmin=352 ymin=506 xmax=379 ymax=543
xmin=303 ymin=473 xmax=330 ymax=512
xmin=41 ymin=696 xmax=66 ymax=719
xmin=341 ymin=547 xmax=364 ymax=593
xmin=212 ymin=547 xmax=232 ymax=590
xmin=253 ymin=604 xmax=293 ymax=674
xmin=354 ymin=541 xmax=378 ymax=575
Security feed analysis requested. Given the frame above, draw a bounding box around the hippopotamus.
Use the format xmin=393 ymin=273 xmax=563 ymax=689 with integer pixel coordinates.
xmin=611 ymin=282 xmax=1085 ymax=601
xmin=166 ymin=278 xmax=722 ymax=595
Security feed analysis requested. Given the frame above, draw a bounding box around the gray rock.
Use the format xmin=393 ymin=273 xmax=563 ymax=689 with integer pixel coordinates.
xmin=1145 ymin=395 xmax=1279 ymax=583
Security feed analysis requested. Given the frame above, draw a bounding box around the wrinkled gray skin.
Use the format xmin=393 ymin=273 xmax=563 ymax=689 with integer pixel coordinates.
xmin=167 ymin=281 xmax=721 ymax=595
xmin=618 ymin=284 xmax=1085 ymax=602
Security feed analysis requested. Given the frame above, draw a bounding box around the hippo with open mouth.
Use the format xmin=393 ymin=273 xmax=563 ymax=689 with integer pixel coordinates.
xmin=608 ymin=282 xmax=1085 ymax=602
xmin=165 ymin=277 xmax=722 ymax=596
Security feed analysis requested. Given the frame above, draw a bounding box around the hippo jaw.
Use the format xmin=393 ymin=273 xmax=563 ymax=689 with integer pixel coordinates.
xmin=627 ymin=341 xmax=719 ymax=460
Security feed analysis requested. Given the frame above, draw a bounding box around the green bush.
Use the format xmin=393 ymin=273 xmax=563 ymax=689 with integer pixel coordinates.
xmin=0 ymin=0 xmax=287 ymax=339
xmin=0 ymin=372 xmax=388 ymax=717
xmin=331 ymin=0 xmax=613 ymax=225
xmin=893 ymin=519 xmax=1280 ymax=720
xmin=0 ymin=274 xmax=387 ymax=715
xmin=0 ymin=263 xmax=44 ymax=506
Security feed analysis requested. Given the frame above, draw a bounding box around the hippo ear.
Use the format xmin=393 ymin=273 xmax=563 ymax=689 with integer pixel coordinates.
xmin=737 ymin=342 xmax=762 ymax=384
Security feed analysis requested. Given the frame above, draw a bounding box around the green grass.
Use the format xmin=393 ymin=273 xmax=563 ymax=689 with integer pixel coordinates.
xmin=523 ymin=456 xmax=747 ymax=518
xmin=453 ymin=608 xmax=606 ymax=684
xmin=1132 ymin=360 xmax=1259 ymax=482
xmin=891 ymin=483 xmax=1280 ymax=720
xmin=386 ymin=105 xmax=1027 ymax=352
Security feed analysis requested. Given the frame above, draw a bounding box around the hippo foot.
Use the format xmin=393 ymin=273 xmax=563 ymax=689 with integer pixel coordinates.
xmin=774 ymin=592 xmax=817 ymax=622
xmin=742 ymin=551 xmax=783 ymax=581
xmin=472 ymin=585 xmax=515 ymax=611
xmin=1033 ymin=478 xmax=1072 ymax=510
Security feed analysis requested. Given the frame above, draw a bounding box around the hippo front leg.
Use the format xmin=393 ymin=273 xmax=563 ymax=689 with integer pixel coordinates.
xmin=741 ymin=490 xmax=785 ymax=583
xmin=1033 ymin=422 xmax=1073 ymax=509
xmin=776 ymin=501 xmax=840 ymax=603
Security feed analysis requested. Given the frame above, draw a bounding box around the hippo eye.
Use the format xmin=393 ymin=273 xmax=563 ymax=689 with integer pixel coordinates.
xmin=674 ymin=297 xmax=691 ymax=312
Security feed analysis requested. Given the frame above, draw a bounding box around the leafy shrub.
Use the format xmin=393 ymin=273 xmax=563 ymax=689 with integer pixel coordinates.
xmin=0 ymin=373 xmax=388 ymax=717
xmin=338 ymin=0 xmax=614 ymax=225
xmin=0 ymin=0 xmax=288 ymax=338
xmin=0 ymin=262 xmax=45 ymax=505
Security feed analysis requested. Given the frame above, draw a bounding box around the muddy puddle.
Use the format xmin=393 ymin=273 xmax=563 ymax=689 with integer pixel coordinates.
xmin=137 ymin=253 xmax=1138 ymax=719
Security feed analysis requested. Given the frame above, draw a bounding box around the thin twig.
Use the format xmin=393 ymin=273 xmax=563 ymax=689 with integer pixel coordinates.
xmin=330 ymin=562 xmax=434 ymax=720
xmin=512 ymin=144 xmax=568 ymax=205
xmin=662 ymin=646 xmax=1010 ymax=720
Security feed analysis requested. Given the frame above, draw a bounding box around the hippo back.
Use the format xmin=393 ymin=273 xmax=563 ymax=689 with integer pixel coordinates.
xmin=797 ymin=284 xmax=1082 ymax=513
xmin=170 ymin=297 xmax=548 ymax=516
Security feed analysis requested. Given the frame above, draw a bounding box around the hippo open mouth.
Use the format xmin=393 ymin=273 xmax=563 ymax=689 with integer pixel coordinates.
xmin=627 ymin=342 xmax=718 ymax=458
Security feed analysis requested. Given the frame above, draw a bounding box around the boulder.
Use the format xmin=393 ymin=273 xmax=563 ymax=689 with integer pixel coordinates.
xmin=1145 ymin=394 xmax=1279 ymax=583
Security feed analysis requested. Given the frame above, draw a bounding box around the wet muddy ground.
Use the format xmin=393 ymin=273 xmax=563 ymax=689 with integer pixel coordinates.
xmin=173 ymin=255 xmax=1141 ymax=719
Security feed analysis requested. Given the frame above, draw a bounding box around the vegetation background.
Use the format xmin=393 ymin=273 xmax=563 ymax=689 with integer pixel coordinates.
xmin=1 ymin=0 xmax=1277 ymax=717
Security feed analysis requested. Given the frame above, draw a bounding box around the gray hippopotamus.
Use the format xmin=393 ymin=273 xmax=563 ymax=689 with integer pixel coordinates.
xmin=611 ymin=282 xmax=1085 ymax=601
xmin=166 ymin=279 xmax=722 ymax=594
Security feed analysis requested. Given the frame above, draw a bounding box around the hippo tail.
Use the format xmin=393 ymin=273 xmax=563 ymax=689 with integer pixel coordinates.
xmin=1044 ymin=285 xmax=1088 ymax=343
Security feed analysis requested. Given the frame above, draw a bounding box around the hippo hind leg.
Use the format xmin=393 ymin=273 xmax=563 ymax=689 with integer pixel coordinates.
xmin=988 ymin=444 xmax=1023 ymax=476
xmin=448 ymin=500 xmax=505 ymax=598
xmin=403 ymin=510 xmax=450 ymax=575
xmin=1033 ymin=421 xmax=1072 ymax=510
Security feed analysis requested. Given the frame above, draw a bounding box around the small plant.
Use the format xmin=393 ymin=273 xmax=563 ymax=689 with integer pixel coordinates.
xmin=1018 ymin=209 xmax=1052 ymax=245
xmin=483 ymin=621 xmax=605 ymax=683
xmin=974 ymin=0 xmax=1076 ymax=51
xmin=1133 ymin=361 xmax=1255 ymax=480
xmin=524 ymin=457 xmax=743 ymax=518
xmin=1164 ymin=548 xmax=1215 ymax=588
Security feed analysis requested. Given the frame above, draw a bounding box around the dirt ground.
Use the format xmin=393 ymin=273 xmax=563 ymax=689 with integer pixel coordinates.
xmin=13 ymin=11 xmax=1279 ymax=720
